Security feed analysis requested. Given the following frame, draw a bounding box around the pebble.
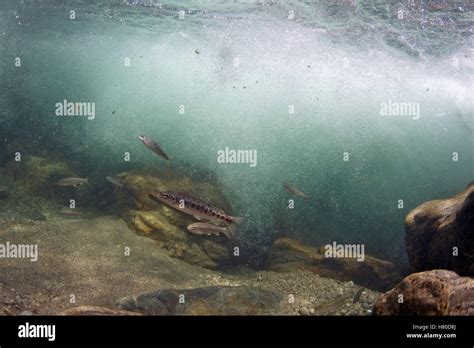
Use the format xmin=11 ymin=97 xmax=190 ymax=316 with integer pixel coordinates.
xmin=20 ymin=311 xmax=33 ymax=316
xmin=299 ymin=307 xmax=310 ymax=316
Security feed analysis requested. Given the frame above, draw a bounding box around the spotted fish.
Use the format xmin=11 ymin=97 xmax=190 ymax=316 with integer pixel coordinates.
xmin=148 ymin=191 xmax=242 ymax=237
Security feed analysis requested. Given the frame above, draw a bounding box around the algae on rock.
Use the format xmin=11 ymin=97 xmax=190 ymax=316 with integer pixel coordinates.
xmin=118 ymin=171 xmax=233 ymax=269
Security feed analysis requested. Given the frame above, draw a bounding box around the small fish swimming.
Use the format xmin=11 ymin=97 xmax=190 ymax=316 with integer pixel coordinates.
xmin=55 ymin=177 xmax=88 ymax=187
xmin=187 ymin=222 xmax=232 ymax=238
xmin=139 ymin=135 xmax=169 ymax=160
xmin=352 ymin=287 xmax=365 ymax=304
xmin=148 ymin=191 xmax=242 ymax=237
xmin=105 ymin=176 xmax=123 ymax=188
xmin=60 ymin=208 xmax=82 ymax=216
xmin=283 ymin=182 xmax=309 ymax=201
xmin=0 ymin=186 xmax=8 ymax=192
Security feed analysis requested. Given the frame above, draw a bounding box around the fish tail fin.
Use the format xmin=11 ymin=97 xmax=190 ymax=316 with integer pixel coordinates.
xmin=233 ymin=216 xmax=244 ymax=225
xmin=226 ymin=225 xmax=238 ymax=239
xmin=227 ymin=217 xmax=244 ymax=239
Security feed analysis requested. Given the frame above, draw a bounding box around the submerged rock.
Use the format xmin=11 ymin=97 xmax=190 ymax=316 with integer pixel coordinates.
xmin=5 ymin=155 xmax=76 ymax=193
xmin=117 ymin=171 xmax=234 ymax=269
xmin=58 ymin=306 xmax=142 ymax=316
xmin=405 ymin=182 xmax=474 ymax=275
xmin=454 ymin=186 xmax=474 ymax=275
xmin=374 ymin=270 xmax=474 ymax=315
xmin=118 ymin=285 xmax=282 ymax=315
xmin=267 ymin=238 xmax=400 ymax=291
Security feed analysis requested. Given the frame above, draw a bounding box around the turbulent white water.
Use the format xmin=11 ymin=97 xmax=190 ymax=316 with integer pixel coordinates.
xmin=1 ymin=0 xmax=473 ymax=264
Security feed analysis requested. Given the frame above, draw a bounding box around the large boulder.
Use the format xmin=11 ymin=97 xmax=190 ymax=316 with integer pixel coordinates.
xmin=117 ymin=286 xmax=282 ymax=315
xmin=405 ymin=182 xmax=474 ymax=275
xmin=117 ymin=171 xmax=235 ymax=269
xmin=374 ymin=270 xmax=474 ymax=315
xmin=267 ymin=238 xmax=400 ymax=291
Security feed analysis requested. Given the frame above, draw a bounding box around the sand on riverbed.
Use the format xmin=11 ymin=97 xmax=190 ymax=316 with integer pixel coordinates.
xmin=0 ymin=215 xmax=379 ymax=316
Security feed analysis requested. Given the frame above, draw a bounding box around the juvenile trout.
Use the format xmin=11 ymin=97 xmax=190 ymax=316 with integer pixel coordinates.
xmin=139 ymin=135 xmax=169 ymax=160
xmin=55 ymin=177 xmax=88 ymax=187
xmin=187 ymin=222 xmax=232 ymax=238
xmin=283 ymin=182 xmax=309 ymax=201
xmin=148 ymin=191 xmax=242 ymax=237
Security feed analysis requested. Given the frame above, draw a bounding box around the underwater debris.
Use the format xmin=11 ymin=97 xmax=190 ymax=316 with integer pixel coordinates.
xmin=138 ymin=135 xmax=169 ymax=160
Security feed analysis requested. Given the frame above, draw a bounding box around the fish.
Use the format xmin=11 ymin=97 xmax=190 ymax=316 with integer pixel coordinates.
xmin=352 ymin=287 xmax=365 ymax=304
xmin=312 ymin=296 xmax=352 ymax=315
xmin=283 ymin=182 xmax=309 ymax=201
xmin=60 ymin=208 xmax=82 ymax=216
xmin=0 ymin=186 xmax=8 ymax=192
xmin=187 ymin=222 xmax=232 ymax=238
xmin=139 ymin=135 xmax=169 ymax=160
xmin=148 ymin=191 xmax=242 ymax=237
xmin=105 ymin=176 xmax=123 ymax=188
xmin=55 ymin=177 xmax=89 ymax=187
